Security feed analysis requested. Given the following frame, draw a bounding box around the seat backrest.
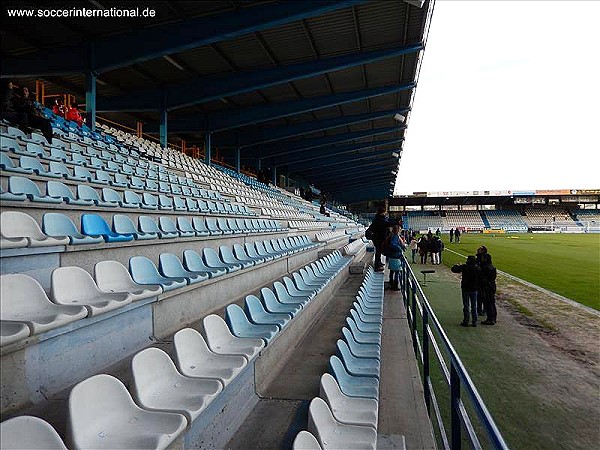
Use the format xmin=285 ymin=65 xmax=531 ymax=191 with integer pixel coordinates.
xmin=77 ymin=184 xmax=100 ymax=201
xmin=52 ymin=266 xmax=102 ymax=303
xmin=233 ymin=244 xmax=249 ymax=260
xmin=177 ymin=217 xmax=194 ymax=233
xmin=74 ymin=165 xmax=93 ymax=180
xmin=47 ymin=180 xmax=76 ymax=201
xmin=142 ymin=193 xmax=158 ymax=207
xmin=20 ymin=155 xmax=45 ymax=173
xmin=292 ymin=431 xmax=322 ymax=450
xmin=43 ymin=212 xmax=79 ymax=237
xmin=203 ymin=247 xmax=224 ymax=266
xmin=0 ymin=415 xmax=68 ymax=450
xmin=217 ymin=218 xmax=230 ymax=232
xmin=96 ymin=170 xmax=112 ymax=183
xmin=219 ymin=245 xmax=238 ymax=264
xmin=203 ymin=314 xmax=234 ymax=346
xmin=206 ymin=217 xmax=219 ymax=232
xmin=94 ymin=260 xmax=143 ymax=293
xmin=183 ymin=249 xmax=208 ymax=272
xmin=81 ymin=213 xmax=110 ymax=235
xmin=158 ymin=216 xmax=178 ymax=233
xmin=173 ymin=327 xmax=213 ymax=363
xmin=102 ymin=187 xmax=122 ymax=203
xmin=70 ymin=152 xmax=87 ymax=165
xmin=244 ymin=242 xmax=260 ymax=258
xmin=0 ymin=152 xmax=18 ymax=169
xmin=192 ymin=217 xmax=209 ymax=233
xmin=9 ymin=175 xmax=42 ymax=196
xmin=129 ymin=256 xmax=161 ymax=282
xmin=113 ymin=214 xmax=137 ymax=234
xmin=124 ymin=190 xmax=142 ymax=206
xmin=0 ymin=273 xmax=54 ymax=317
xmin=131 ymin=347 xmax=181 ymax=402
xmin=308 ymin=397 xmax=337 ymax=443
xmin=1 ymin=210 xmax=45 ymax=240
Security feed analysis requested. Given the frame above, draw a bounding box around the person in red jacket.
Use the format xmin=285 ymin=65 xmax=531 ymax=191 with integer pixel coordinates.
xmin=52 ymin=97 xmax=66 ymax=118
xmin=66 ymin=101 xmax=84 ymax=127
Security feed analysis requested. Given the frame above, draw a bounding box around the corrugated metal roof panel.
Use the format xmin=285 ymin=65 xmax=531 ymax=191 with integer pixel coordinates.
xmin=356 ymin=1 xmax=408 ymax=49
xmin=305 ymin=8 xmax=357 ymax=57
xmin=292 ymin=76 xmax=332 ymax=98
xmin=327 ymin=66 xmax=366 ymax=93
xmin=216 ymin=35 xmax=273 ymax=71
xmin=259 ymin=83 xmax=298 ymax=103
xmin=366 ymin=59 xmax=402 ymax=86
xmin=177 ymin=47 xmax=233 ymax=76
xmin=259 ymin=22 xmax=316 ymax=64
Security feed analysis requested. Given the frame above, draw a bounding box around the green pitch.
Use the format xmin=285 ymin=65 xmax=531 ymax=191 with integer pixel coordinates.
xmin=440 ymin=233 xmax=600 ymax=310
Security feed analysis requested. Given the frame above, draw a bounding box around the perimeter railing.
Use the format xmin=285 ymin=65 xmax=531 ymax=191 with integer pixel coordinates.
xmin=399 ymin=255 xmax=509 ymax=450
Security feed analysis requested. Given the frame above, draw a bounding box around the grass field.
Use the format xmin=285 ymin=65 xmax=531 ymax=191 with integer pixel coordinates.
xmin=438 ymin=233 xmax=600 ymax=310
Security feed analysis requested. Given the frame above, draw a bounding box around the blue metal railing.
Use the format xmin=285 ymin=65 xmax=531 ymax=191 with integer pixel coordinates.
xmin=399 ymin=255 xmax=509 ymax=450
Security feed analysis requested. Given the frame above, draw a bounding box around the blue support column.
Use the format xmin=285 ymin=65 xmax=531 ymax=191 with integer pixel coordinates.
xmin=85 ymin=72 xmax=96 ymax=131
xmin=205 ymin=132 xmax=212 ymax=166
xmin=235 ymin=147 xmax=241 ymax=174
xmin=272 ymin=166 xmax=277 ymax=186
xmin=159 ymin=88 xmax=168 ymax=149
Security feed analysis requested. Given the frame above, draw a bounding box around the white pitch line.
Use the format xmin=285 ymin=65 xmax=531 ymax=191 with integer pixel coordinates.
xmin=445 ymin=248 xmax=600 ymax=318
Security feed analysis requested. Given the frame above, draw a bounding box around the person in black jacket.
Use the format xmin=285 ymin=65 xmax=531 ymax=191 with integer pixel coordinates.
xmin=479 ymin=253 xmax=498 ymax=325
xmin=451 ymin=255 xmax=482 ymax=327
xmin=368 ymin=206 xmax=398 ymax=271
xmin=475 ymin=246 xmax=489 ymax=315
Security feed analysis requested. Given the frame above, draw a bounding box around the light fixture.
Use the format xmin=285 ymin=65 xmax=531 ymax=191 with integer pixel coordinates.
xmin=391 ymin=152 xmax=399 ymax=158
xmin=393 ymin=113 xmax=405 ymax=123
xmin=163 ymin=55 xmax=185 ymax=71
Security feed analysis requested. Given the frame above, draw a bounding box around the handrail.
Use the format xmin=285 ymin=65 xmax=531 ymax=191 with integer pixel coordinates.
xmin=399 ymin=254 xmax=509 ymax=450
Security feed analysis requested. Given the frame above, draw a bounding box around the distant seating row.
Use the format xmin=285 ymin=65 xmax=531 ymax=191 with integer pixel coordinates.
xmin=1 ymin=211 xmax=284 ymax=249
xmin=293 ymin=267 xmax=384 ymax=450
xmin=289 ymin=220 xmax=330 ymax=230
xmin=314 ymin=230 xmax=348 ymax=243
xmin=341 ymin=238 xmax=368 ymax=256
xmin=0 ymin=252 xmax=351 ymax=449
xmin=1 ymin=176 xmax=254 ymax=215
xmin=0 ymin=236 xmax=318 ymax=346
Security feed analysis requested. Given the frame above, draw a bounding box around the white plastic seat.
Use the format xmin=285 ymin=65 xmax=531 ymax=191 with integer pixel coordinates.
xmin=94 ymin=260 xmax=162 ymax=301
xmin=173 ymin=328 xmax=247 ymax=387
xmin=293 ymin=430 xmax=323 ymax=450
xmin=1 ymin=211 xmax=69 ymax=248
xmin=67 ymin=374 xmax=187 ymax=450
xmin=0 ymin=321 xmax=31 ymax=347
xmin=131 ymin=347 xmax=222 ymax=423
xmin=0 ymin=415 xmax=67 ymax=449
xmin=51 ymin=267 xmax=132 ymax=316
xmin=319 ymin=373 xmax=378 ymax=429
xmin=203 ymin=315 xmax=264 ymax=361
xmin=0 ymin=274 xmax=87 ymax=334
xmin=308 ymin=397 xmax=376 ymax=450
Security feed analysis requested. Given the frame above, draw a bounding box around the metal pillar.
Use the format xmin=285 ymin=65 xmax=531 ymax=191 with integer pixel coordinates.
xmin=205 ymin=132 xmax=212 ymax=166
xmin=159 ymin=89 xmax=167 ymax=149
xmin=85 ymin=72 xmax=96 ymax=131
xmin=272 ymin=166 xmax=277 ymax=185
xmin=235 ymin=146 xmax=241 ymax=173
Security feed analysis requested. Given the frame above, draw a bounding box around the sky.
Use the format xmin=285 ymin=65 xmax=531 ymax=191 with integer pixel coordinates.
xmin=394 ymin=0 xmax=600 ymax=195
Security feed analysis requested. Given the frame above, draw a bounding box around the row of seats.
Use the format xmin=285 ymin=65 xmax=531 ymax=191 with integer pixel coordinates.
xmin=314 ymin=230 xmax=348 ymax=242
xmin=288 ymin=220 xmax=330 ymax=230
xmin=293 ymin=267 xmax=384 ymax=449
xmin=0 ymin=252 xmax=351 ymax=449
xmin=341 ymin=238 xmax=368 ymax=256
xmin=1 ymin=176 xmax=253 ymax=215
xmin=0 ymin=211 xmax=284 ymax=249
xmin=0 ymin=236 xmax=318 ymax=345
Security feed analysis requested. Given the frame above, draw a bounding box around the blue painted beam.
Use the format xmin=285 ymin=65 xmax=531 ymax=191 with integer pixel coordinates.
xmin=293 ymin=152 xmax=396 ymax=174
xmin=1 ymin=1 xmax=365 ymax=77
xmin=207 ymin=83 xmax=415 ymax=132
xmin=205 ymin=132 xmax=212 ymax=166
xmin=275 ymin=137 xmax=402 ymax=167
xmin=159 ymin=89 xmax=167 ymax=149
xmin=96 ymin=43 xmax=422 ymax=111
xmin=85 ymin=72 xmax=97 ymax=132
xmin=315 ymin=166 xmax=397 ymax=185
xmin=261 ymin=125 xmax=405 ymax=160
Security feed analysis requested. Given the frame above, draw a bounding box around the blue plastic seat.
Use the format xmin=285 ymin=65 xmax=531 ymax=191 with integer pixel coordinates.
xmin=255 ymin=241 xmax=280 ymax=259
xmin=113 ymin=173 xmax=129 ymax=187
xmin=197 ymin=200 xmax=210 ymax=213
xmin=329 ymin=356 xmax=379 ymax=399
xmin=217 ymin=218 xmax=233 ymax=234
xmin=81 ymin=214 xmax=133 ymax=243
xmin=129 ymin=256 xmax=187 ymax=292
xmin=225 ymin=304 xmax=278 ymax=344
xmin=346 ymin=318 xmax=380 ymax=345
xmin=8 ymin=176 xmax=62 ymax=203
xmin=105 ymin=160 xmax=119 ymax=173
xmin=185 ymin=198 xmax=199 ymax=212
xmin=227 ymin=218 xmax=242 ymax=234
xmin=0 ymin=136 xmax=24 ymax=153
xmin=48 ymin=161 xmax=75 ymax=179
xmin=183 ymin=249 xmax=226 ymax=278
xmin=159 ymin=253 xmax=209 ymax=285
xmin=1 ymin=152 xmax=31 ymax=174
xmin=233 ymin=244 xmax=264 ymax=265
xmin=191 ymin=217 xmax=210 ymax=237
xmin=337 ymin=340 xmax=380 ymax=378
xmin=203 ymin=247 xmax=242 ymax=273
xmin=42 ymin=212 xmax=103 ymax=245
xmin=273 ymin=281 xmax=308 ymax=307
xmin=94 ymin=170 xmax=112 ymax=185
xmin=260 ymin=287 xmax=301 ymax=316
xmin=145 ymin=179 xmax=158 ymax=192
xmin=142 ymin=193 xmax=159 ymax=209
xmin=176 ymin=217 xmax=197 ymax=237
xmin=147 ymin=169 xmax=158 ymax=179
xmin=25 ymin=142 xmax=47 ymax=158
xmin=123 ymin=190 xmax=142 ymax=208
xmin=205 ymin=218 xmax=223 ymax=235
xmin=244 ymin=295 xmax=290 ymax=330
xmin=73 ymin=165 xmax=93 ymax=182
xmin=171 ymin=184 xmax=182 ymax=195
xmin=158 ymin=194 xmax=173 ymax=210
xmin=70 ymin=152 xmax=87 ymax=166
xmin=130 ymin=176 xmax=144 ymax=189
xmin=113 ymin=214 xmax=157 ymax=240
xmin=236 ymin=219 xmax=249 ymax=232
xmin=77 ymin=184 xmax=115 ymax=207
xmin=220 ymin=245 xmax=253 ymax=269
xmin=293 ymin=272 xmax=320 ymax=295
xmin=158 ymin=217 xmax=181 ymax=238
xmin=245 ymin=242 xmax=272 ymax=262
xmin=172 ymin=196 xmax=186 ymax=212
xmin=350 ymin=309 xmax=382 ymax=331
xmin=46 ymin=180 xmax=91 ymax=206
xmin=19 ymin=155 xmax=62 ymax=178
xmin=342 ymin=328 xmax=380 ymax=360
xmin=121 ymin=163 xmax=133 ymax=175
xmin=87 ymin=156 xmax=103 ymax=169
xmin=102 ymin=188 xmax=125 ymax=207
xmin=137 ymin=215 xmax=168 ymax=239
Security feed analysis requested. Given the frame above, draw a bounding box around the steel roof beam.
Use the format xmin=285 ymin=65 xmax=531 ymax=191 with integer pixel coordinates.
xmin=274 ymin=137 xmax=402 ymax=167
xmin=293 ymin=152 xmax=397 ymax=174
xmin=1 ymin=1 xmax=366 ymax=77
xmin=316 ymin=166 xmax=396 ymax=185
xmin=97 ymin=43 xmax=422 ymax=111
xmin=261 ymin=125 xmax=405 ymax=160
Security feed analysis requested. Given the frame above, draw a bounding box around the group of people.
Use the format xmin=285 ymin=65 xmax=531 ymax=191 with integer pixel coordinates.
xmin=410 ymin=231 xmax=444 ymax=265
xmin=52 ymin=97 xmax=84 ymax=127
xmin=449 ymin=228 xmax=461 ymax=243
xmin=0 ymin=80 xmax=53 ymax=144
xmin=451 ymin=246 xmax=497 ymax=327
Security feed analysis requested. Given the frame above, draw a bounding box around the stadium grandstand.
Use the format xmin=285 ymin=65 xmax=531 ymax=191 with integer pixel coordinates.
xmin=2 ymin=1 xmax=597 ymax=449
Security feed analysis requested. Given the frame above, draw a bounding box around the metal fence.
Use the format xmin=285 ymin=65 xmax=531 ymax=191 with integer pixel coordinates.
xmin=399 ymin=255 xmax=509 ymax=450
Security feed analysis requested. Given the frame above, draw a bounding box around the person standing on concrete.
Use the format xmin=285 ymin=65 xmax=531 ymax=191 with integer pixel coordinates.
xmin=386 ymin=225 xmax=406 ymax=290
xmin=451 ymin=255 xmax=482 ymax=327
xmin=409 ymin=236 xmax=418 ymax=263
xmin=480 ymin=253 xmax=498 ymax=325
xmin=367 ymin=206 xmax=398 ymax=272
xmin=449 ymin=228 xmax=454 ymax=243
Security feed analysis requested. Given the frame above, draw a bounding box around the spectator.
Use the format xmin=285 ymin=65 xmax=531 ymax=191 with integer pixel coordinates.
xmin=409 ymin=235 xmax=418 ymax=263
xmin=431 ymin=236 xmax=442 ymax=265
xmin=0 ymin=79 xmax=21 ymax=123
xmin=480 ymin=253 xmax=498 ymax=325
xmin=451 ymin=255 xmax=482 ymax=327
xmin=385 ymin=225 xmax=406 ymax=290
xmin=417 ymin=234 xmax=429 ymax=264
xmin=367 ymin=206 xmax=398 ymax=272
xmin=455 ymin=228 xmax=461 ymax=243
xmin=66 ymin=100 xmax=84 ymax=127
xmin=476 ymin=246 xmax=489 ymax=315
xmin=52 ymin=97 xmax=67 ymax=118
xmin=436 ymin=228 xmax=441 ymax=237
xmin=449 ymin=228 xmax=454 ymax=243
xmin=11 ymin=85 xmax=53 ymax=144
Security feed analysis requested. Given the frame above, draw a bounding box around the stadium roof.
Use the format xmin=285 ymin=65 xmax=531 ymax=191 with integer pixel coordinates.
xmin=1 ymin=0 xmax=434 ymax=204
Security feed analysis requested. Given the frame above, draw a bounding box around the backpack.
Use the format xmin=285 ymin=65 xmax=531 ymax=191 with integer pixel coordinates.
xmin=365 ymin=226 xmax=375 ymax=240
xmin=381 ymin=230 xmax=393 ymax=257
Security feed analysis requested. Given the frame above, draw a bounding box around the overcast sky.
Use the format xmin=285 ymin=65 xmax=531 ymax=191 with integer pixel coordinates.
xmin=394 ymin=0 xmax=600 ymax=195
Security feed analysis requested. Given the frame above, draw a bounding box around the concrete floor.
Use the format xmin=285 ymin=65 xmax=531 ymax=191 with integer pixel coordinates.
xmin=225 ymin=266 xmax=436 ymax=450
